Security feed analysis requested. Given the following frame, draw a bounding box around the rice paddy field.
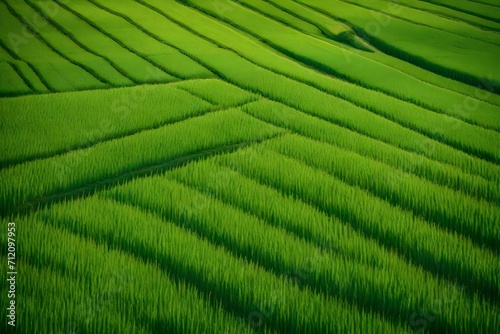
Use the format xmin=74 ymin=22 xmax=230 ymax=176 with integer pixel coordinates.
xmin=0 ymin=0 xmax=499 ymax=333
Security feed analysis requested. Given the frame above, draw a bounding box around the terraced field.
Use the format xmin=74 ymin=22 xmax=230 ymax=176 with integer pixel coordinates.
xmin=1 ymin=0 xmax=499 ymax=333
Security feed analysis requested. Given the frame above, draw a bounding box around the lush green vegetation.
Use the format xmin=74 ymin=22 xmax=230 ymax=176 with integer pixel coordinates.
xmin=0 ymin=0 xmax=498 ymax=333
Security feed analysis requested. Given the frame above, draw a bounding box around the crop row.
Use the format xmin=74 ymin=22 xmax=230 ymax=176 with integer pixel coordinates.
xmin=4 ymin=0 xmax=112 ymax=89
xmin=261 ymin=133 xmax=500 ymax=252
xmin=93 ymin=0 xmax=500 ymax=182
xmin=48 ymin=0 xmax=194 ymax=82
xmin=396 ymin=0 xmax=500 ymax=31
xmin=37 ymin=195 xmax=406 ymax=333
xmin=1 ymin=216 xmax=253 ymax=333
xmin=268 ymin=0 xmax=500 ymax=106
xmin=174 ymin=0 xmax=500 ymax=127
xmin=28 ymin=0 xmax=174 ymax=85
xmin=0 ymin=83 xmax=215 ymax=166
xmin=0 ymin=1 xmax=102 ymax=92
xmin=0 ymin=62 xmax=31 ymax=96
xmin=421 ymin=0 xmax=500 ymax=23
xmin=341 ymin=0 xmax=500 ymax=46
xmin=242 ymin=99 xmax=499 ymax=203
xmin=83 ymin=0 xmax=216 ymax=81
xmin=256 ymin=0 xmax=500 ymax=107
xmin=187 ymin=0 xmax=500 ymax=151
xmin=157 ymin=157 xmax=499 ymax=333
xmin=292 ymin=0 xmax=499 ymax=92
xmin=18 ymin=0 xmax=134 ymax=87
xmin=213 ymin=146 xmax=500 ymax=300
xmin=0 ymin=107 xmax=283 ymax=213
xmin=0 ymin=39 xmax=51 ymax=93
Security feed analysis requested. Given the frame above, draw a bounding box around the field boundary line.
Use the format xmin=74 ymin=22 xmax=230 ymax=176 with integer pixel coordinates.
xmin=24 ymin=0 xmax=136 ymax=85
xmin=4 ymin=132 xmax=283 ymax=219
xmin=262 ymin=135 xmax=499 ymax=253
xmin=0 ymin=37 xmax=53 ymax=92
xmin=395 ymin=1 xmax=500 ymax=32
xmin=52 ymin=0 xmax=180 ymax=83
xmin=292 ymin=0 xmax=500 ymax=92
xmin=2 ymin=0 xmax=109 ymax=87
xmin=193 ymin=0 xmax=500 ymax=114
xmin=0 ymin=98 xmax=260 ymax=170
xmin=88 ymin=0 xmax=218 ymax=80
xmin=279 ymin=0 xmax=500 ymax=106
xmin=38 ymin=196 xmax=289 ymax=332
xmin=419 ymin=0 xmax=500 ymax=24
xmin=124 ymin=3 xmax=498 ymax=181
xmin=338 ymin=0 xmax=500 ymax=46
xmin=174 ymin=1 xmax=500 ymax=135
xmin=216 ymin=148 xmax=499 ymax=302
xmin=5 ymin=61 xmax=34 ymax=92
xmin=240 ymin=106 xmax=498 ymax=204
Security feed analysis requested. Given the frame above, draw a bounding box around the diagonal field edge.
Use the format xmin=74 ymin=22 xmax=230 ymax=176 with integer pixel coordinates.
xmin=2 ymin=132 xmax=285 ymax=219
xmin=0 ymin=97 xmax=258 ymax=170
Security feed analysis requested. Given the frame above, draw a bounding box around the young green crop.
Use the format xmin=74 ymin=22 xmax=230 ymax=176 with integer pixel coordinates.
xmin=2 ymin=215 xmax=255 ymax=334
xmin=21 ymin=0 xmax=168 ymax=85
xmin=242 ymin=99 xmax=500 ymax=191
xmin=419 ymin=0 xmax=500 ymax=22
xmin=9 ymin=0 xmax=133 ymax=87
xmin=172 ymin=79 xmax=258 ymax=107
xmin=158 ymin=159 xmax=499 ymax=334
xmin=0 ymin=83 xmax=214 ymax=166
xmin=39 ymin=195 xmax=407 ymax=333
xmin=0 ymin=107 xmax=283 ymax=213
xmin=0 ymin=62 xmax=31 ymax=96
xmin=395 ymin=0 xmax=500 ymax=31
xmin=124 ymin=0 xmax=500 ymax=158
xmin=0 ymin=1 xmax=101 ymax=92
xmin=44 ymin=0 xmax=210 ymax=82
xmin=177 ymin=0 xmax=500 ymax=120
xmin=215 ymin=146 xmax=500 ymax=300
xmin=261 ymin=133 xmax=500 ymax=252
xmin=293 ymin=0 xmax=500 ymax=90
xmin=263 ymin=0 xmax=500 ymax=106
xmin=342 ymin=0 xmax=500 ymax=46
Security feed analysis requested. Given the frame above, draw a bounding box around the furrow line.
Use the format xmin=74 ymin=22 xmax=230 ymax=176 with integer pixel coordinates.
xmin=214 ymin=148 xmax=500 ymax=303
xmin=128 ymin=1 xmax=500 ymax=181
xmin=339 ymin=0 xmax=500 ymax=46
xmin=6 ymin=61 xmax=35 ymax=92
xmin=419 ymin=0 xmax=500 ymax=23
xmin=210 ymin=0 xmax=500 ymax=128
xmin=24 ymin=0 xmax=135 ymax=85
xmin=292 ymin=0 xmax=500 ymax=93
xmin=4 ymin=134 xmax=282 ymax=219
xmin=183 ymin=1 xmax=500 ymax=150
xmin=394 ymin=1 xmax=500 ymax=32
xmin=0 ymin=37 xmax=53 ymax=92
xmin=107 ymin=183 xmax=425 ymax=332
xmin=268 ymin=0 xmax=500 ymax=108
xmin=2 ymin=0 xmax=109 ymax=87
xmin=87 ymin=0 xmax=217 ymax=79
xmin=52 ymin=0 xmax=176 ymax=83
xmin=0 ymin=99 xmax=257 ymax=171
xmin=238 ymin=103 xmax=498 ymax=204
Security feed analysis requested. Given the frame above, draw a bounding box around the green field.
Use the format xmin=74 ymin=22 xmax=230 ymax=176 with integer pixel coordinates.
xmin=1 ymin=0 xmax=499 ymax=333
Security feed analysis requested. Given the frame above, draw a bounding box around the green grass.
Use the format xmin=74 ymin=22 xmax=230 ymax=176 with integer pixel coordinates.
xmin=0 ymin=62 xmax=31 ymax=96
xmin=0 ymin=83 xmax=214 ymax=166
xmin=294 ymin=0 xmax=500 ymax=90
xmin=0 ymin=107 xmax=283 ymax=214
xmin=1 ymin=0 xmax=499 ymax=333
xmin=396 ymin=0 xmax=500 ymax=31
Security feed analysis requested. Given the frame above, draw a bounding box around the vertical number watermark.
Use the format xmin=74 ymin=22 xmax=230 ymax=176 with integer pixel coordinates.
xmin=6 ymin=221 xmax=16 ymax=327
